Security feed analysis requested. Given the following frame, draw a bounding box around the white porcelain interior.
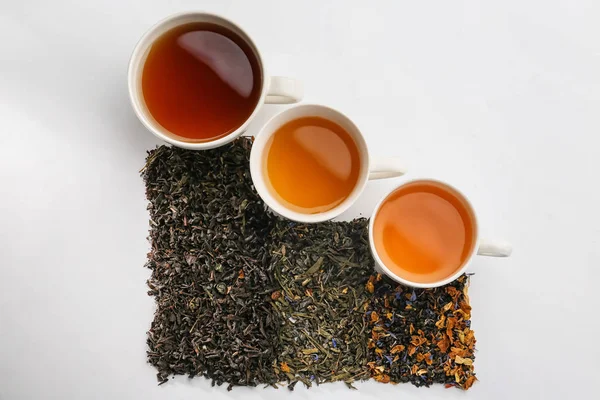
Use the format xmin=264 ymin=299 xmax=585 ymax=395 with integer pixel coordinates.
xmin=127 ymin=12 xmax=267 ymax=150
xmin=250 ymin=104 xmax=371 ymax=223
xmin=368 ymin=178 xmax=480 ymax=288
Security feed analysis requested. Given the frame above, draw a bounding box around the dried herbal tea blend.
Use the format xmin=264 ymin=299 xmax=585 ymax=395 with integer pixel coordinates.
xmin=268 ymin=219 xmax=373 ymax=389
xmin=366 ymin=274 xmax=476 ymax=389
xmin=142 ymin=139 xmax=282 ymax=389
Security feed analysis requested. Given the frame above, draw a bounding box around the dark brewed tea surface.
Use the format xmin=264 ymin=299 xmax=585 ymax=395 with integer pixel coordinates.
xmin=142 ymin=22 xmax=261 ymax=142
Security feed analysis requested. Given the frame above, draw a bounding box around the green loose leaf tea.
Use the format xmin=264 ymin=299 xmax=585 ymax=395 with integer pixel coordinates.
xmin=141 ymin=138 xmax=477 ymax=391
xmin=268 ymin=219 xmax=373 ymax=389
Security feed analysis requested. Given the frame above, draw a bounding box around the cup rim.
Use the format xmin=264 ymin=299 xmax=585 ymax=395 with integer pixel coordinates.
xmin=127 ymin=11 xmax=269 ymax=150
xmin=249 ymin=103 xmax=371 ymax=223
xmin=368 ymin=177 xmax=481 ymax=288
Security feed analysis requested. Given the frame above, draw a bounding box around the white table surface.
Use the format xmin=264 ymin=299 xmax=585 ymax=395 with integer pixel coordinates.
xmin=2 ymin=0 xmax=599 ymax=399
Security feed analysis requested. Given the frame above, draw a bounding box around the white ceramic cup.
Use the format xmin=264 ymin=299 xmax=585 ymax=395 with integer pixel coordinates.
xmin=128 ymin=12 xmax=303 ymax=150
xmin=368 ymin=178 xmax=512 ymax=288
xmin=250 ymin=104 xmax=407 ymax=223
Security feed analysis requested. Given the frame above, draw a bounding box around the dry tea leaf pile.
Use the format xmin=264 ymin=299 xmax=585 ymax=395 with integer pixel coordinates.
xmin=268 ymin=219 xmax=373 ymax=389
xmin=141 ymin=138 xmax=477 ymax=390
xmin=366 ymin=275 xmax=476 ymax=389
xmin=142 ymin=140 xmax=281 ymax=388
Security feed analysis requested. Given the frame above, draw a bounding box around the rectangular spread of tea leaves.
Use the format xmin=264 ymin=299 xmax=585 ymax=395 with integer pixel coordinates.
xmin=142 ymin=139 xmax=281 ymax=388
xmin=268 ymin=219 xmax=373 ymax=389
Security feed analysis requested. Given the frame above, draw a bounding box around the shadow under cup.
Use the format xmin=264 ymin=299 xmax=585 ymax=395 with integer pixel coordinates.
xmin=370 ymin=180 xmax=479 ymax=287
xmin=128 ymin=13 xmax=266 ymax=147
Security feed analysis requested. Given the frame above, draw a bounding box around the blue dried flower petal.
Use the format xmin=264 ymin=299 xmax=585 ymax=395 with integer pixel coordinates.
xmin=410 ymin=291 xmax=417 ymax=301
xmin=332 ymin=338 xmax=337 ymax=348
xmin=384 ymin=355 xmax=394 ymax=365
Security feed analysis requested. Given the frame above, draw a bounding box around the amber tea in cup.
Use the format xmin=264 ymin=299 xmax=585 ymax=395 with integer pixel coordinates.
xmin=250 ymin=104 xmax=406 ymax=223
xmin=141 ymin=22 xmax=262 ymax=142
xmin=372 ymin=181 xmax=475 ymax=284
xmin=264 ymin=116 xmax=361 ymax=214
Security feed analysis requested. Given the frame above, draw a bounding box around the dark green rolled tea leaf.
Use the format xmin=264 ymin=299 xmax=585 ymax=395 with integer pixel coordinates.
xmin=142 ymin=139 xmax=281 ymax=389
xmin=267 ymin=220 xmax=373 ymax=389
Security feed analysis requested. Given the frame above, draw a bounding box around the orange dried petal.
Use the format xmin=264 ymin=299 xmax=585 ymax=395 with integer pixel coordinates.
xmin=366 ymin=281 xmax=375 ymax=294
xmin=390 ymin=345 xmax=405 ymax=354
xmin=463 ymin=375 xmax=476 ymax=390
xmin=408 ymin=345 xmax=417 ymax=356
xmin=450 ymin=346 xmax=467 ymax=358
xmin=460 ymin=301 xmax=472 ymax=313
xmin=270 ymin=291 xmax=281 ymax=300
xmin=437 ymin=335 xmax=450 ymax=353
xmin=371 ymin=311 xmax=380 ymax=323
xmin=423 ymin=352 xmax=432 ymax=365
xmin=411 ymin=335 xmax=427 ymax=346
xmin=436 ymin=315 xmax=446 ymax=329
xmin=455 ymin=355 xmax=473 ymax=366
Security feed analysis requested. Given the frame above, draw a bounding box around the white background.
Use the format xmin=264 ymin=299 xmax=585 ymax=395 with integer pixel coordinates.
xmin=1 ymin=0 xmax=599 ymax=399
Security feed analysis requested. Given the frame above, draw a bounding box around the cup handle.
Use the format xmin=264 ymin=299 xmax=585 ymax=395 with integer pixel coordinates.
xmin=265 ymin=76 xmax=303 ymax=104
xmin=477 ymin=239 xmax=512 ymax=257
xmin=368 ymin=157 xmax=407 ymax=180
